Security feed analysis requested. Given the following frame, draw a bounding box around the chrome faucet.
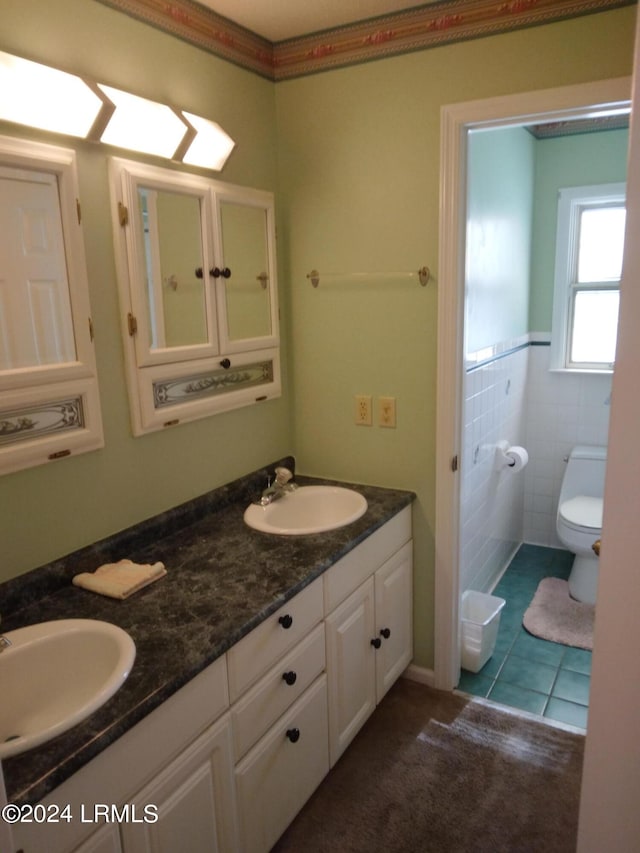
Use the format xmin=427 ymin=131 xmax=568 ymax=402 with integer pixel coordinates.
xmin=0 ymin=617 xmax=11 ymax=653
xmin=255 ymin=466 xmax=297 ymax=506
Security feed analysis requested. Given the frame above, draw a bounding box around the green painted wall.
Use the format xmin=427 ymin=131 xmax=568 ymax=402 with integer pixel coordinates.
xmin=275 ymin=8 xmax=635 ymax=668
xmin=0 ymin=0 xmax=636 ymax=672
xmin=466 ymin=126 xmax=535 ymax=354
xmin=0 ymin=0 xmax=289 ymax=582
xmin=530 ymin=127 xmax=630 ymax=331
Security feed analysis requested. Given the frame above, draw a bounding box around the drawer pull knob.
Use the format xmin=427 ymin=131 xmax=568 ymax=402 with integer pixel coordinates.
xmin=380 ymin=628 xmax=391 ymax=639
xmin=286 ymin=727 xmax=300 ymax=743
xmin=282 ymin=671 xmax=297 ymax=686
xmin=279 ymin=614 xmax=293 ymax=629
xmin=371 ymin=637 xmax=382 ymax=649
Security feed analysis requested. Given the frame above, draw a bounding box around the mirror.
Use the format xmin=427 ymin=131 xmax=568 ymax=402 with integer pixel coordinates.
xmin=0 ymin=135 xmax=104 ymax=474
xmin=109 ymin=157 xmax=281 ymax=435
xmin=219 ymin=200 xmax=272 ymax=341
xmin=0 ymin=165 xmax=76 ymax=370
xmin=137 ymin=187 xmax=208 ymax=350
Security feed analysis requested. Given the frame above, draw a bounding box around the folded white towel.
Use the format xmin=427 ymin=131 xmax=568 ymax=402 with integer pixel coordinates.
xmin=73 ymin=559 xmax=167 ymax=600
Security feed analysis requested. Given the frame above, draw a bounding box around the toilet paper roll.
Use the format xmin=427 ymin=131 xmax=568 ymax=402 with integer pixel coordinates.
xmin=505 ymin=445 xmax=528 ymax=472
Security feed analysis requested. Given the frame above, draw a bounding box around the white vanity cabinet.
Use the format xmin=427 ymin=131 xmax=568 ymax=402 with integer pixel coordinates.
xmin=10 ymin=656 xmax=235 ymax=853
xmin=120 ymin=714 xmax=238 ymax=853
xmin=324 ymin=507 xmax=413 ymax=766
xmin=72 ymin=714 xmax=238 ymax=853
xmin=7 ymin=507 xmax=413 ymax=853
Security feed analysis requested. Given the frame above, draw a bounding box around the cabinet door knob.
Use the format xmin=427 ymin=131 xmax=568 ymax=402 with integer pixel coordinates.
xmin=380 ymin=628 xmax=391 ymax=639
xmin=370 ymin=637 xmax=382 ymax=649
xmin=219 ymin=358 xmax=231 ymax=369
xmin=286 ymin=727 xmax=300 ymax=743
xmin=211 ymin=266 xmax=232 ymax=279
xmin=282 ymin=671 xmax=297 ymax=686
xmin=279 ymin=614 xmax=293 ymax=629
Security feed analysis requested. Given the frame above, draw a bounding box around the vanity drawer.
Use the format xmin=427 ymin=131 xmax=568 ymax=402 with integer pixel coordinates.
xmin=235 ymin=674 xmax=329 ymax=853
xmin=227 ymin=576 xmax=323 ymax=702
xmin=231 ymin=622 xmax=325 ymax=760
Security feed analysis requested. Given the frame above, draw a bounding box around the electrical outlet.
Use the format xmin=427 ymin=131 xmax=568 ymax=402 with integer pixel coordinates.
xmin=379 ymin=396 xmax=396 ymax=428
xmin=354 ymin=395 xmax=372 ymax=426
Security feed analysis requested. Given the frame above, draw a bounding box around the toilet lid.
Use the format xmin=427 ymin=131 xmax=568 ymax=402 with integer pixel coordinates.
xmin=559 ymin=495 xmax=603 ymax=530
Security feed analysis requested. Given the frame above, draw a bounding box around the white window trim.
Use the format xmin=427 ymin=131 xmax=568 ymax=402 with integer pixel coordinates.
xmin=550 ymin=181 xmax=626 ymax=372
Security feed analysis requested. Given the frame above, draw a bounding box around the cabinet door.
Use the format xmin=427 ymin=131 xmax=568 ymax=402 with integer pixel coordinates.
xmin=235 ymin=675 xmax=329 ymax=853
xmin=121 ymin=714 xmax=238 ymax=853
xmin=73 ymin=824 xmax=123 ymax=853
xmin=325 ymin=577 xmax=376 ymax=767
xmin=214 ymin=189 xmax=279 ymax=354
xmin=374 ymin=541 xmax=413 ymax=703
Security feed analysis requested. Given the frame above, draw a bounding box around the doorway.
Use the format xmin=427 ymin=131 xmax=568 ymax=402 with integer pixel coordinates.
xmin=433 ymin=77 xmax=632 ymax=693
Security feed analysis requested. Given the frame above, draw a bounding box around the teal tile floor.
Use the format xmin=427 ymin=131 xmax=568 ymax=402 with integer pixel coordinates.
xmin=458 ymin=544 xmax=591 ymax=729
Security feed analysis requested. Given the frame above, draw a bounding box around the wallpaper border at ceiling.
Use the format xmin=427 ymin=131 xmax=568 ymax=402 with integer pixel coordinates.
xmin=96 ymin=0 xmax=635 ymax=80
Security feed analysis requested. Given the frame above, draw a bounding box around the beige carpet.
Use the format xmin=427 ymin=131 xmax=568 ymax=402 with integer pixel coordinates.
xmin=523 ymin=577 xmax=595 ymax=651
xmin=272 ymin=679 xmax=584 ymax=853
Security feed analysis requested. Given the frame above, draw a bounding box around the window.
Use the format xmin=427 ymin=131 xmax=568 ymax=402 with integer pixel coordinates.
xmin=551 ymin=183 xmax=626 ymax=371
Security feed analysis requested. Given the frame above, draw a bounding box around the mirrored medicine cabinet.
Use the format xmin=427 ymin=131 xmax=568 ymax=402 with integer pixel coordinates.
xmin=0 ymin=135 xmax=104 ymax=475
xmin=109 ymin=157 xmax=281 ymax=435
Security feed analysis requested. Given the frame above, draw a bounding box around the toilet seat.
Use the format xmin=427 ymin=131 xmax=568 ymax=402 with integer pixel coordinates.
xmin=559 ymin=495 xmax=603 ymax=532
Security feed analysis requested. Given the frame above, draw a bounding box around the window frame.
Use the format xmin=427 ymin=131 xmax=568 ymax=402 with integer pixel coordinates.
xmin=550 ymin=181 xmax=626 ymax=372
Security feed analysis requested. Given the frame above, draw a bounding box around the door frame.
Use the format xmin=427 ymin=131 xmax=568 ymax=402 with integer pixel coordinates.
xmin=434 ymin=77 xmax=632 ymax=691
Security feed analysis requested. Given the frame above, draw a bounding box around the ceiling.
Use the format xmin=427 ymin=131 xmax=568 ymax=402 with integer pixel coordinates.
xmin=195 ymin=0 xmax=431 ymax=42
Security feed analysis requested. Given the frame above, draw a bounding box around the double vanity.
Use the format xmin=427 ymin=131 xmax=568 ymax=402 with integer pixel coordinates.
xmin=1 ymin=459 xmax=414 ymax=853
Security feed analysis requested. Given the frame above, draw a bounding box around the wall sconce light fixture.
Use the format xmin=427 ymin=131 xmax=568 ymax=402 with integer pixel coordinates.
xmin=0 ymin=50 xmax=108 ymax=138
xmin=98 ymin=84 xmax=190 ymax=159
xmin=181 ymin=111 xmax=235 ymax=171
xmin=0 ymin=51 xmax=235 ymax=171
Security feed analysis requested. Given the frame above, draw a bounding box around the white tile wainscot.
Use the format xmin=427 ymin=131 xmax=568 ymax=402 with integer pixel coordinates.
xmin=460 ymin=341 xmax=528 ymax=594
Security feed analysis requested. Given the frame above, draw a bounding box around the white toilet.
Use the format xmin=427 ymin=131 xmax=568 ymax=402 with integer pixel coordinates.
xmin=556 ymin=445 xmax=607 ymax=605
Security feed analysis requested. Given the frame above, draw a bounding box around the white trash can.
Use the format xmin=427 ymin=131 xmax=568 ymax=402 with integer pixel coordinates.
xmin=460 ymin=590 xmax=506 ymax=673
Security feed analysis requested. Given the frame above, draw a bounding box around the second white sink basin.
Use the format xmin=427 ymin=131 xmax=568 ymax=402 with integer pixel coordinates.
xmin=244 ymin=485 xmax=367 ymax=535
xmin=0 ymin=619 xmax=135 ymax=759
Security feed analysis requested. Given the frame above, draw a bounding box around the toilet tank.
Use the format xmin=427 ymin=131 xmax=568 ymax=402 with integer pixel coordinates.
xmin=561 ymin=445 xmax=608 ymax=500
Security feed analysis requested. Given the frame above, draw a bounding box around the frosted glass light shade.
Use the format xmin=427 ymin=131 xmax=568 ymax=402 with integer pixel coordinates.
xmin=0 ymin=51 xmax=104 ymax=138
xmin=182 ymin=111 xmax=235 ymax=170
xmin=98 ymin=85 xmax=188 ymax=158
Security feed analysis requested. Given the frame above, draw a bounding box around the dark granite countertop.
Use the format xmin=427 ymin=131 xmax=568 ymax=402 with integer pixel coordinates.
xmin=1 ymin=457 xmax=414 ymax=805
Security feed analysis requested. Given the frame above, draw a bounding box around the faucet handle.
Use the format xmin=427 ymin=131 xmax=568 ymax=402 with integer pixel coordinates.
xmin=274 ymin=467 xmax=293 ymax=486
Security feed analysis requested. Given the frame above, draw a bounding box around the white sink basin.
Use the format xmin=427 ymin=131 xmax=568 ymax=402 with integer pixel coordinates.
xmin=244 ymin=485 xmax=367 ymax=535
xmin=0 ymin=619 xmax=135 ymax=759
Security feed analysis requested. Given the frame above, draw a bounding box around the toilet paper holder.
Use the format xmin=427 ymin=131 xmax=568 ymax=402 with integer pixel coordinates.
xmin=495 ymin=440 xmax=529 ymax=472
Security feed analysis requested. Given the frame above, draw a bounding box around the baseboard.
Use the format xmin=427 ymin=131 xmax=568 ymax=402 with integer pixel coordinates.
xmin=402 ymin=663 xmax=436 ymax=687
